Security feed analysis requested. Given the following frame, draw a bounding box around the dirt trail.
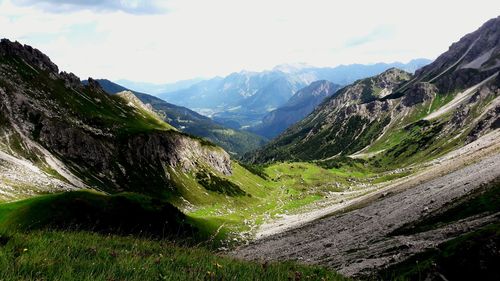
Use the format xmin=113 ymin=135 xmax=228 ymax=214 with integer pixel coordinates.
xmin=232 ymin=130 xmax=500 ymax=277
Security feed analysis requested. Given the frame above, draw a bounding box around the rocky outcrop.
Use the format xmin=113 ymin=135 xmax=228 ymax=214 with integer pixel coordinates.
xmin=59 ymin=71 xmax=82 ymax=89
xmin=401 ymin=82 xmax=437 ymax=107
xmin=116 ymin=91 xmax=161 ymax=120
xmin=124 ymin=132 xmax=231 ymax=176
xmin=0 ymin=39 xmax=58 ymax=73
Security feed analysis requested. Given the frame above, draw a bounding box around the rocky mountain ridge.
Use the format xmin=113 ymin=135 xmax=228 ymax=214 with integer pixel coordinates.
xmin=247 ymin=17 xmax=500 ymax=164
xmin=0 ymin=38 xmax=232 ymax=201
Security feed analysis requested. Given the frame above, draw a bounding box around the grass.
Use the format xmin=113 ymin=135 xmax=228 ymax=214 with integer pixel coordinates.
xmin=0 ymin=182 xmax=349 ymax=280
xmin=195 ymin=170 xmax=248 ymax=196
xmin=0 ymin=230 xmax=349 ymax=281
xmin=0 ymin=190 xmax=200 ymax=241
xmin=369 ymin=119 xmax=461 ymax=168
xmin=181 ymin=160 xmax=410 ymax=244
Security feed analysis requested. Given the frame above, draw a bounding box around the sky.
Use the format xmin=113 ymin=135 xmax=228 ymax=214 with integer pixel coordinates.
xmin=0 ymin=0 xmax=498 ymax=83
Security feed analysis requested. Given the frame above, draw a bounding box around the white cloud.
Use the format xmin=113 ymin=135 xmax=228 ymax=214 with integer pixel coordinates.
xmin=0 ymin=0 xmax=498 ymax=83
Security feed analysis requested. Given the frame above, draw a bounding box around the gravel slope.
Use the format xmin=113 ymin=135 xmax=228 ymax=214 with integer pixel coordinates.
xmin=232 ymin=130 xmax=500 ymax=277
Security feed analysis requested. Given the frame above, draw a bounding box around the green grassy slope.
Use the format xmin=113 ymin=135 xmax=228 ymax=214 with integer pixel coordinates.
xmin=0 ymin=191 xmax=197 ymax=240
xmin=0 ymin=230 xmax=349 ymax=281
xmin=0 ymin=183 xmax=350 ymax=280
xmin=178 ymin=160 xmax=410 ymax=242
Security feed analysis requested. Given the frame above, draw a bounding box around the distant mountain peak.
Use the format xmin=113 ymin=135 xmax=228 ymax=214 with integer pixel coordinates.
xmin=272 ymin=63 xmax=314 ymax=73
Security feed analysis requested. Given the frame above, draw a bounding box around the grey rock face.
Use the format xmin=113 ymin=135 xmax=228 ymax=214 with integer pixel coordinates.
xmin=59 ymin=71 xmax=82 ymax=89
xmin=401 ymin=82 xmax=437 ymax=107
xmin=0 ymin=38 xmax=58 ymax=73
xmin=124 ymin=132 xmax=232 ymax=176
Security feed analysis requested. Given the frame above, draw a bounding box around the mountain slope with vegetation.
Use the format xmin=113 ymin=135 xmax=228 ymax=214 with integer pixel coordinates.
xmin=248 ymin=17 xmax=500 ymax=165
xmin=91 ymin=79 xmax=266 ymax=156
xmin=233 ymin=16 xmax=500 ymax=279
xmin=0 ymin=38 xmax=238 ymax=205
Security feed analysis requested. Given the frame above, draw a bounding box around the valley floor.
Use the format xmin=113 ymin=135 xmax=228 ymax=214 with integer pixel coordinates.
xmin=232 ymin=130 xmax=500 ymax=278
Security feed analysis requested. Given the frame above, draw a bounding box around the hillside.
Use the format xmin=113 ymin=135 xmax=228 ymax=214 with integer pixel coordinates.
xmin=90 ymin=79 xmax=266 ymax=156
xmin=0 ymin=38 xmax=237 ymax=205
xmin=234 ymin=136 xmax=500 ymax=278
xmin=248 ymin=17 xmax=500 ymax=165
xmin=231 ymin=16 xmax=500 ymax=279
xmin=0 ymin=229 xmax=348 ymax=281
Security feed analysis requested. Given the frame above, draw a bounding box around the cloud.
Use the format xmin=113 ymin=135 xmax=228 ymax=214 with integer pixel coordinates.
xmin=12 ymin=0 xmax=167 ymax=15
xmin=345 ymin=26 xmax=395 ymax=47
xmin=2 ymin=0 xmax=499 ymax=84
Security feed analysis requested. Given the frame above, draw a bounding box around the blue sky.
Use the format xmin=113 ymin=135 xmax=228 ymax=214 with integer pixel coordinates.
xmin=0 ymin=0 xmax=498 ymax=83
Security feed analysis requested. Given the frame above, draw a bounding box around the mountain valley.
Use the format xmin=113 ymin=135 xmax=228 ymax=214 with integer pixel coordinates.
xmin=0 ymin=13 xmax=499 ymax=281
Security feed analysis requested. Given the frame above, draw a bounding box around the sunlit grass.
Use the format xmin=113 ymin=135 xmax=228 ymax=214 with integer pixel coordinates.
xmin=0 ymin=230 xmax=349 ymax=281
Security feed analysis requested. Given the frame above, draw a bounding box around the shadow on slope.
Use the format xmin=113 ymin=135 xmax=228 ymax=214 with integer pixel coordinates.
xmin=0 ymin=190 xmax=208 ymax=241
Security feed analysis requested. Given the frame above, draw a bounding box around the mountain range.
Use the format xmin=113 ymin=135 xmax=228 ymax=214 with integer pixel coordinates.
xmin=157 ymin=59 xmax=431 ymax=131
